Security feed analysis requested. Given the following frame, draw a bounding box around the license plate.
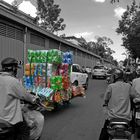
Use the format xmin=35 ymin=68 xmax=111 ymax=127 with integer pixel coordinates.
xmin=136 ymin=112 xmax=140 ymax=119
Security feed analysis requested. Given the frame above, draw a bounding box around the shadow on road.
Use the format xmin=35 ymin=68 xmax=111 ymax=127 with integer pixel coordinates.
xmin=42 ymin=101 xmax=81 ymax=119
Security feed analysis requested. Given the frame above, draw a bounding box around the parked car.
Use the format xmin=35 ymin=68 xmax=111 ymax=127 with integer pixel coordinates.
xmin=70 ymin=64 xmax=89 ymax=89
xmin=92 ymin=65 xmax=106 ymax=79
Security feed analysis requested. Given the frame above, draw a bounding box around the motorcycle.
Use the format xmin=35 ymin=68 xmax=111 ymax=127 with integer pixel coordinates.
xmin=0 ymin=119 xmax=15 ymax=140
xmin=133 ymin=98 xmax=140 ymax=138
xmin=107 ymin=118 xmax=132 ymax=140
xmin=106 ymin=74 xmax=111 ymax=84
xmin=0 ymin=95 xmax=45 ymax=140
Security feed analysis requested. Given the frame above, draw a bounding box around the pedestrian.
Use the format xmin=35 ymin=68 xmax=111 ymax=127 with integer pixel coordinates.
xmin=99 ymin=68 xmax=132 ymax=140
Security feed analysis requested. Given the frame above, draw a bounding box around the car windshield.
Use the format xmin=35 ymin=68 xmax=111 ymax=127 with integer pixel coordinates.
xmin=93 ymin=66 xmax=104 ymax=69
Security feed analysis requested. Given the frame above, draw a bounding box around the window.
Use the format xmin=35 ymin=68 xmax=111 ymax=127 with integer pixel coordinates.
xmin=30 ymin=33 xmax=45 ymax=47
xmin=16 ymin=29 xmax=24 ymax=41
xmin=0 ymin=23 xmax=6 ymax=36
xmin=0 ymin=22 xmax=24 ymax=41
xmin=6 ymin=25 xmax=16 ymax=39
xmin=72 ymin=65 xmax=81 ymax=72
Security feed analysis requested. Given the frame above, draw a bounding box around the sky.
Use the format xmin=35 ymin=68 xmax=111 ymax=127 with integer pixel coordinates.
xmin=3 ymin=0 xmax=140 ymax=61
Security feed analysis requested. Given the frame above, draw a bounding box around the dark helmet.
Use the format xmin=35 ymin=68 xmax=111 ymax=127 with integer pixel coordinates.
xmin=113 ymin=68 xmax=124 ymax=81
xmin=1 ymin=57 xmax=20 ymax=76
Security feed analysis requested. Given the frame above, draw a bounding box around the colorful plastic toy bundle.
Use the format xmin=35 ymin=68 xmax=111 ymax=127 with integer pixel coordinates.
xmin=23 ymin=49 xmax=74 ymax=110
xmin=28 ymin=50 xmax=48 ymax=63
xmin=47 ymin=49 xmax=62 ymax=64
xmin=63 ymin=51 xmax=73 ymax=64
xmin=59 ymin=63 xmax=69 ymax=76
xmin=24 ymin=49 xmax=87 ymax=106
xmin=50 ymin=76 xmax=63 ymax=91
xmin=71 ymin=85 xmax=86 ymax=97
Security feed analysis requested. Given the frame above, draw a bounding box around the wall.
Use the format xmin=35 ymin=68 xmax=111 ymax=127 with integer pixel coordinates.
xmin=0 ymin=20 xmax=24 ymax=78
xmin=0 ymin=14 xmax=114 ymax=78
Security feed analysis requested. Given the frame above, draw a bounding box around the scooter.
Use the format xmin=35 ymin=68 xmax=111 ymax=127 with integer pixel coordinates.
xmin=107 ymin=118 xmax=132 ymax=140
xmin=0 ymin=96 xmax=45 ymax=140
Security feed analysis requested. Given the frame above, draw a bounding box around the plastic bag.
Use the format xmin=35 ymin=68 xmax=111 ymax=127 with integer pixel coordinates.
xmin=22 ymin=109 xmax=44 ymax=140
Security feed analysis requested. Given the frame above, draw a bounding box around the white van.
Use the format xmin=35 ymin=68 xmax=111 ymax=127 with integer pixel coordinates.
xmin=70 ymin=64 xmax=88 ymax=89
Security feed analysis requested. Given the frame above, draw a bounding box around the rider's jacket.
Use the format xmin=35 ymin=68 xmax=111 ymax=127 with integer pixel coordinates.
xmin=0 ymin=72 xmax=34 ymax=125
xmin=131 ymin=77 xmax=140 ymax=98
xmin=104 ymin=81 xmax=132 ymax=121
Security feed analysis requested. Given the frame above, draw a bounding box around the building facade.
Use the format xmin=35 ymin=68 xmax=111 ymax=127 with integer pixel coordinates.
xmin=0 ymin=1 xmax=113 ymax=78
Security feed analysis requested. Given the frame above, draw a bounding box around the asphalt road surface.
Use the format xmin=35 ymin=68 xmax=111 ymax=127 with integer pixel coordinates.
xmin=40 ymin=79 xmax=139 ymax=140
xmin=40 ymin=79 xmax=107 ymax=140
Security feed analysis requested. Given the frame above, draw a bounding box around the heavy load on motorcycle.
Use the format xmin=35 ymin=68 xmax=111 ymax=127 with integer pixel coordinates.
xmin=23 ymin=49 xmax=86 ymax=111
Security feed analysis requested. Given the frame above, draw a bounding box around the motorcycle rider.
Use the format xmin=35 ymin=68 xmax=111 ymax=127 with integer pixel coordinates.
xmin=0 ymin=57 xmax=43 ymax=140
xmin=131 ymin=69 xmax=140 ymax=102
xmin=99 ymin=68 xmax=133 ymax=140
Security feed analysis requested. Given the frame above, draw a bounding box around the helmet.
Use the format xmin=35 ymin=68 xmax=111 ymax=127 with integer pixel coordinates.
xmin=113 ymin=68 xmax=124 ymax=81
xmin=1 ymin=57 xmax=19 ymax=68
xmin=1 ymin=57 xmax=20 ymax=76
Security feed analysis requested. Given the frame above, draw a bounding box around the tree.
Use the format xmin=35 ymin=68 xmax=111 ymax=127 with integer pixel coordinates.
xmin=87 ymin=41 xmax=97 ymax=53
xmin=62 ymin=35 xmax=116 ymax=62
xmin=123 ymin=58 xmax=129 ymax=67
xmin=112 ymin=59 xmax=118 ymax=66
xmin=116 ymin=0 xmax=140 ymax=58
xmin=36 ymin=0 xmax=66 ymax=33
xmin=11 ymin=0 xmax=66 ymax=33
xmin=94 ymin=36 xmax=114 ymax=58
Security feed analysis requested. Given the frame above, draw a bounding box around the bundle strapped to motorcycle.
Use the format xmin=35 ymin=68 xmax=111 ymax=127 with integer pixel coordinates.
xmin=23 ymin=49 xmax=86 ymax=111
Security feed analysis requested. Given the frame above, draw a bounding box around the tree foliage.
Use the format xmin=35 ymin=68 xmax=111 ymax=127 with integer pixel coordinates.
xmin=36 ymin=0 xmax=66 ymax=33
xmin=62 ymin=35 xmax=116 ymax=62
xmin=112 ymin=59 xmax=118 ymax=66
xmin=95 ymin=36 xmax=114 ymax=58
xmin=11 ymin=0 xmax=66 ymax=33
xmin=116 ymin=0 xmax=140 ymax=58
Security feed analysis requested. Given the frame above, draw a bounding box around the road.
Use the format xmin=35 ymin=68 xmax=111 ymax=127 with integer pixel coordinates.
xmin=40 ymin=79 xmax=107 ymax=140
xmin=40 ymin=79 xmax=139 ymax=140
